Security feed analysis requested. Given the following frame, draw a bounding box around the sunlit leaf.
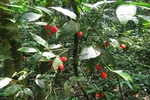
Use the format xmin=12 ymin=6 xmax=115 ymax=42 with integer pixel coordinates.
xmin=42 ymin=52 xmax=56 ymax=59
xmin=138 ymin=15 xmax=150 ymax=22
xmin=79 ymin=46 xmax=100 ymax=60
xmin=116 ymin=5 xmax=137 ymax=24
xmin=0 ymin=78 xmax=12 ymax=89
xmin=112 ymin=70 xmax=133 ymax=82
xmin=35 ymin=79 xmax=45 ymax=88
xmin=23 ymin=88 xmax=34 ymax=97
xmin=50 ymin=44 xmax=62 ymax=49
xmin=30 ymin=32 xmax=49 ymax=49
xmin=50 ymin=7 xmax=76 ymax=20
xmin=18 ymin=47 xmax=38 ymax=53
xmin=58 ymin=20 xmax=80 ymax=39
xmin=17 ymin=12 xmax=42 ymax=23
xmin=83 ymin=1 xmax=116 ymax=10
xmin=36 ymin=6 xmax=51 ymax=15
xmin=109 ymin=38 xmax=120 ymax=49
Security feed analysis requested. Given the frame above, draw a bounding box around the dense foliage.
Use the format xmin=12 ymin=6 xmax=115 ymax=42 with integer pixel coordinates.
xmin=0 ymin=0 xmax=150 ymax=100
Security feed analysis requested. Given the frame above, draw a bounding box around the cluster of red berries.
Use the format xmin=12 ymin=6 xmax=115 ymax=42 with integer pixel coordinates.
xmin=45 ymin=24 xmax=58 ymax=36
xmin=95 ymin=64 xmax=108 ymax=79
xmin=49 ymin=56 xmax=68 ymax=71
xmin=95 ymin=93 xmax=105 ymax=98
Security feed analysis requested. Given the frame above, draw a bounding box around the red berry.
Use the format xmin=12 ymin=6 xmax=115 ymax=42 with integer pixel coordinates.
xmin=45 ymin=24 xmax=51 ymax=30
xmin=100 ymin=52 xmax=102 ymax=56
xmin=101 ymin=93 xmax=104 ymax=97
xmin=52 ymin=25 xmax=58 ymax=33
xmin=9 ymin=79 xmax=13 ymax=83
xmin=95 ymin=93 xmax=100 ymax=98
xmin=23 ymin=56 xmax=26 ymax=60
xmin=100 ymin=72 xmax=107 ymax=79
xmin=77 ymin=31 xmax=83 ymax=37
xmin=104 ymin=42 xmax=109 ymax=47
xmin=49 ymin=61 xmax=53 ymax=65
xmin=85 ymin=68 xmax=89 ymax=72
xmin=48 ymin=32 xmax=52 ymax=36
xmin=61 ymin=57 xmax=68 ymax=62
xmin=51 ymin=67 xmax=54 ymax=71
xmin=120 ymin=44 xmax=126 ymax=49
xmin=58 ymin=64 xmax=64 ymax=70
xmin=95 ymin=64 xmax=102 ymax=70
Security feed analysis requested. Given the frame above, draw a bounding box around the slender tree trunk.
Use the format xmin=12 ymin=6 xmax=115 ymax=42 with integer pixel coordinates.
xmin=0 ymin=0 xmax=22 ymax=77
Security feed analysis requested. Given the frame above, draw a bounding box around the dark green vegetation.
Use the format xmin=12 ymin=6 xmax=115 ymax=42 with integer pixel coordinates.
xmin=0 ymin=0 xmax=150 ymax=100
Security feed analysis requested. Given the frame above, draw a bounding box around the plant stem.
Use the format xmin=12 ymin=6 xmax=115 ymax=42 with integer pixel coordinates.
xmin=116 ymin=74 xmax=124 ymax=100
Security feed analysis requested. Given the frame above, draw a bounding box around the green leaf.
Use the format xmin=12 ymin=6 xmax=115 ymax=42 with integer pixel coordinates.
xmin=23 ymin=88 xmax=34 ymax=97
xmin=100 ymin=49 xmax=116 ymax=67
xmin=79 ymin=46 xmax=100 ymax=60
xmin=50 ymin=44 xmax=62 ymax=49
xmin=0 ymin=77 xmax=12 ymax=89
xmin=138 ymin=15 xmax=150 ymax=22
xmin=18 ymin=47 xmax=38 ymax=53
xmin=83 ymin=1 xmax=116 ymax=10
xmin=16 ymin=12 xmax=42 ymax=23
xmin=112 ymin=70 xmax=133 ymax=82
xmin=52 ymin=57 xmax=63 ymax=73
xmin=4 ymin=84 xmax=21 ymax=96
xmin=69 ymin=76 xmax=87 ymax=82
xmin=116 ymin=5 xmax=137 ymax=24
xmin=36 ymin=6 xmax=51 ymax=15
xmin=35 ymin=79 xmax=45 ymax=88
xmin=30 ymin=32 xmax=49 ymax=49
xmin=58 ymin=20 xmax=80 ymax=39
xmin=50 ymin=7 xmax=76 ymax=20
xmin=0 ymin=55 xmax=13 ymax=60
xmin=64 ymin=81 xmax=73 ymax=96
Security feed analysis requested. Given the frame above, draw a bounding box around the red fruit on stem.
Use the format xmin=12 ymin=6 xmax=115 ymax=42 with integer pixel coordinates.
xmin=100 ymin=72 xmax=107 ymax=79
xmin=49 ymin=61 xmax=53 ymax=65
xmin=86 ymin=68 xmax=89 ymax=72
xmin=52 ymin=25 xmax=58 ymax=33
xmin=77 ymin=31 xmax=83 ymax=37
xmin=95 ymin=64 xmax=102 ymax=70
xmin=61 ymin=57 xmax=68 ymax=62
xmin=23 ymin=56 xmax=26 ymax=60
xmin=9 ymin=79 xmax=13 ymax=83
xmin=104 ymin=42 xmax=109 ymax=47
xmin=48 ymin=32 xmax=52 ymax=36
xmin=101 ymin=93 xmax=104 ymax=97
xmin=95 ymin=93 xmax=100 ymax=98
xmin=45 ymin=24 xmax=51 ymax=30
xmin=120 ymin=44 xmax=126 ymax=49
xmin=51 ymin=67 xmax=54 ymax=71
xmin=100 ymin=52 xmax=102 ymax=56
xmin=58 ymin=64 xmax=64 ymax=70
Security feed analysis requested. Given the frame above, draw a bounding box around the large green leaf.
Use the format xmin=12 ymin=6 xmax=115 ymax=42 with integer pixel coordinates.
xmin=35 ymin=74 xmax=45 ymax=88
xmin=0 ymin=77 xmax=12 ymax=89
xmin=30 ymin=32 xmax=49 ymax=49
xmin=16 ymin=12 xmax=42 ymax=23
xmin=116 ymin=5 xmax=137 ymax=24
xmin=23 ymin=88 xmax=34 ymax=97
xmin=112 ymin=70 xmax=133 ymax=82
xmin=4 ymin=84 xmax=21 ymax=96
xmin=18 ymin=47 xmax=38 ymax=53
xmin=50 ymin=7 xmax=76 ymax=20
xmin=58 ymin=20 xmax=80 ymax=39
xmin=79 ymin=46 xmax=100 ymax=60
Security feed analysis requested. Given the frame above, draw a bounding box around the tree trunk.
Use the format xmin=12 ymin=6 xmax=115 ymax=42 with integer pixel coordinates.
xmin=0 ymin=0 xmax=22 ymax=77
